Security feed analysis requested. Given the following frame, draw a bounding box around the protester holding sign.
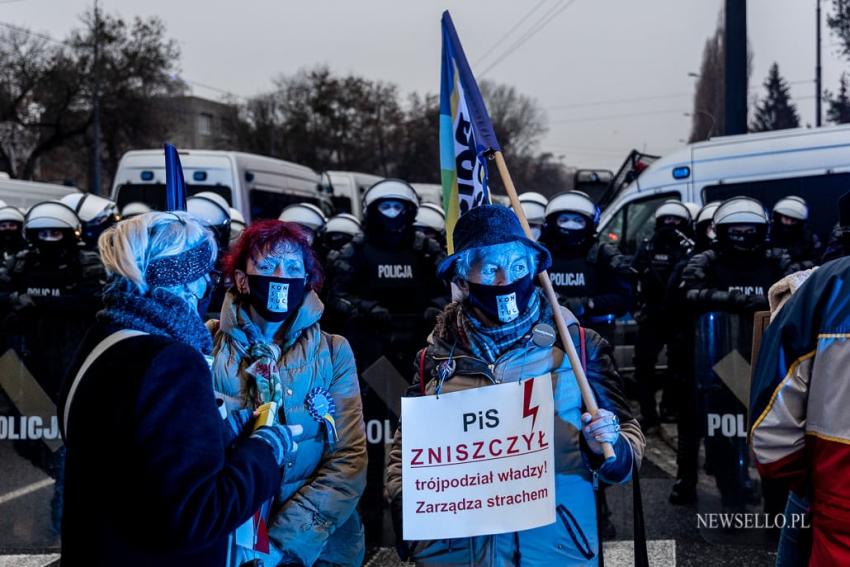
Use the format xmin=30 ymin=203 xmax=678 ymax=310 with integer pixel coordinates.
xmin=211 ymin=219 xmax=367 ymax=566
xmin=58 ymin=212 xmax=299 ymax=566
xmin=385 ymin=205 xmax=644 ymax=565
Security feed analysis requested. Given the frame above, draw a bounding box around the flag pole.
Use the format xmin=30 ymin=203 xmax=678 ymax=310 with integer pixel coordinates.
xmin=493 ymin=151 xmax=616 ymax=462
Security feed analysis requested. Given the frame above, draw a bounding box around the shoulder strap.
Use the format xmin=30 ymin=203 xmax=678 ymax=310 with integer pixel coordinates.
xmin=62 ymin=329 xmax=148 ymax=440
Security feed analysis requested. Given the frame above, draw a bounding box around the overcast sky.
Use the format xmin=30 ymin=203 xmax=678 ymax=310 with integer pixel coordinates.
xmin=2 ymin=0 xmax=846 ymax=172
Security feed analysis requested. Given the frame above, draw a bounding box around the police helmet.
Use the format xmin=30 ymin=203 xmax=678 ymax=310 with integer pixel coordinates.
xmin=654 ymin=200 xmax=692 ymax=223
xmin=24 ymin=201 xmax=82 ymax=239
xmin=696 ymin=201 xmax=721 ymax=226
xmin=683 ymin=202 xmax=701 ymax=221
xmin=772 ymin=196 xmax=808 ymax=221
xmin=414 ymin=203 xmax=446 ymax=232
xmin=121 ymin=202 xmax=152 ymax=219
xmin=324 ymin=213 xmax=362 ymax=237
xmin=519 ymin=192 xmax=548 ymax=225
xmin=713 ymin=197 xmax=769 ymax=226
xmin=0 ymin=205 xmax=25 ymax=225
xmin=362 ymin=179 xmax=419 ymax=210
xmin=229 ymin=208 xmax=246 ymax=243
xmin=544 ymin=191 xmax=598 ymax=225
xmin=278 ymin=203 xmax=327 ymax=232
xmin=187 ymin=191 xmax=231 ymax=228
xmin=60 ymin=193 xmax=119 ymax=224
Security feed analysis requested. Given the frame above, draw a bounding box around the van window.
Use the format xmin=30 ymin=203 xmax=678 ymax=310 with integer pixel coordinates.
xmin=600 ymin=192 xmax=678 ymax=256
xmin=332 ymin=195 xmax=353 ymax=214
xmin=250 ymin=189 xmax=322 ymax=221
xmin=114 ymin=184 xmax=232 ymax=211
xmin=702 ymin=172 xmax=850 ymax=242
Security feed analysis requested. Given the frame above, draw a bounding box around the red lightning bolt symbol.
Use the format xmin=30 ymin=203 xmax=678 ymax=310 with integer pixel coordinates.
xmin=522 ymin=379 xmax=539 ymax=431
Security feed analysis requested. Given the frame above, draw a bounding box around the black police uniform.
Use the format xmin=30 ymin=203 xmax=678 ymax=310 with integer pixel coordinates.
xmin=631 ymin=227 xmax=693 ymax=425
xmin=769 ymin=223 xmax=822 ymax=271
xmin=680 ymin=246 xmax=791 ymax=509
xmin=0 ymin=242 xmax=105 ymax=532
xmin=326 ymin=223 xmax=446 ymax=547
xmin=665 ymin=234 xmax=713 ymax=503
xmin=541 ymin=237 xmax=632 ymax=342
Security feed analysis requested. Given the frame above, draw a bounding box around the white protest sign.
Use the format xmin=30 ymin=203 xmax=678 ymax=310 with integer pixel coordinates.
xmin=401 ymin=375 xmax=555 ymax=540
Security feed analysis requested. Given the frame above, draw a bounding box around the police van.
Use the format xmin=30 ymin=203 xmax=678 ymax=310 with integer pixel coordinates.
xmin=111 ymin=149 xmax=330 ymax=222
xmin=321 ymin=171 xmax=384 ymax=218
xmin=0 ymin=176 xmax=80 ymax=210
xmin=598 ymin=124 xmax=850 ymax=256
xmin=595 ymin=125 xmax=850 ymax=371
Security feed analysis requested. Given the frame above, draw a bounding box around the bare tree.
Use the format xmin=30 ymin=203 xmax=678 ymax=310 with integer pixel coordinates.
xmin=688 ymin=24 xmax=724 ymax=142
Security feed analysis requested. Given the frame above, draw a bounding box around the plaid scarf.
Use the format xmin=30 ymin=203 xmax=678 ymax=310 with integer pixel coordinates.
xmin=460 ymin=290 xmax=542 ymax=363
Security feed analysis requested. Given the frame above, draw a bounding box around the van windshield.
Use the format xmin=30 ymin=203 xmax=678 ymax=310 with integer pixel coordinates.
xmin=114 ymin=184 xmax=232 ymax=211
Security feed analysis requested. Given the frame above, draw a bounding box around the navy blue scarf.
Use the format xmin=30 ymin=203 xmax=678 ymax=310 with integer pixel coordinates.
xmin=98 ymin=289 xmax=213 ymax=354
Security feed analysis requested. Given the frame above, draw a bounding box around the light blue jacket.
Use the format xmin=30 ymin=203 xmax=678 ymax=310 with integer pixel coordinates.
xmin=212 ymin=291 xmax=368 ymax=566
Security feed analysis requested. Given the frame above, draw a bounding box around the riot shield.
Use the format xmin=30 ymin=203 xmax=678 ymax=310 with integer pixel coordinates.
xmin=345 ymin=313 xmax=422 ymax=548
xmin=693 ymin=311 xmax=776 ymax=546
xmin=0 ymin=340 xmax=62 ymax=552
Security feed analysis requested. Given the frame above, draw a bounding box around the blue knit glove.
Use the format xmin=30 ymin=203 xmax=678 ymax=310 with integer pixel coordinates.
xmin=221 ymin=408 xmax=254 ymax=447
xmin=251 ymin=424 xmax=301 ymax=467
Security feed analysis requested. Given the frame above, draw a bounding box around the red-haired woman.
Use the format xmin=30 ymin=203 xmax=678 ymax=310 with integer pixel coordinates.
xmin=211 ymin=219 xmax=367 ymax=567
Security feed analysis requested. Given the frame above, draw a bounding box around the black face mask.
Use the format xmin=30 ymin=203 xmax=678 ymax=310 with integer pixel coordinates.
xmin=0 ymin=231 xmax=22 ymax=251
xmin=34 ymin=239 xmax=75 ymax=260
xmin=245 ymin=275 xmax=306 ymax=322
xmin=466 ymin=274 xmax=535 ymax=324
xmin=723 ymin=227 xmax=764 ymax=253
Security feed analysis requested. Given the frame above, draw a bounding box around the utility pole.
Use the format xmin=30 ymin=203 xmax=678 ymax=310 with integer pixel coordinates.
xmin=724 ymin=0 xmax=748 ymax=135
xmin=816 ymin=0 xmax=823 ymax=127
xmin=90 ymin=0 xmax=102 ymax=195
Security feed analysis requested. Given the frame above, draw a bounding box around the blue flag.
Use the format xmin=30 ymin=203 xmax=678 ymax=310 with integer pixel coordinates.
xmin=164 ymin=143 xmax=187 ymax=212
xmin=440 ymin=10 xmax=502 ymax=252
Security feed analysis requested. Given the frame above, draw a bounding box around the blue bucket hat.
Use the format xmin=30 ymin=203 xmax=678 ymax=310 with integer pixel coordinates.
xmin=437 ymin=204 xmax=552 ymax=280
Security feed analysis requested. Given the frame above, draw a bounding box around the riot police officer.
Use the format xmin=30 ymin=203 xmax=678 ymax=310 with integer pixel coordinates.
xmin=0 ymin=205 xmax=25 ymax=260
xmin=279 ymin=202 xmax=327 ymax=245
xmin=187 ymin=192 xmax=231 ymax=318
xmin=59 ymin=193 xmax=120 ymax=250
xmin=229 ymin=207 xmax=246 ymax=247
xmin=768 ymin=195 xmax=821 ymax=269
xmin=318 ymin=213 xmax=362 ymax=262
xmin=519 ymin=191 xmax=548 ymax=241
xmin=680 ymin=197 xmax=791 ymax=512
xmin=187 ymin=191 xmax=231 ymax=253
xmin=1 ymin=200 xmax=105 ymax=397
xmin=413 ymin=202 xmax=446 ymax=247
xmin=0 ymin=201 xmax=105 ymax=532
xmin=631 ymin=200 xmax=694 ymax=427
xmin=693 ymin=201 xmax=720 ymax=253
xmin=538 ymin=190 xmax=632 ymax=342
xmin=120 ymin=201 xmax=152 ymax=219
xmin=667 ymin=200 xmax=719 ymax=505
xmin=326 ymin=178 xmax=446 ymax=547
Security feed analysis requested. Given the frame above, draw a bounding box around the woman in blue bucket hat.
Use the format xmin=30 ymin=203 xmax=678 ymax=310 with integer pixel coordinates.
xmin=385 ymin=204 xmax=644 ymax=566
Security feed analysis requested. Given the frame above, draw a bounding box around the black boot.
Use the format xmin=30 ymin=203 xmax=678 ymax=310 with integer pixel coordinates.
xmin=669 ymin=479 xmax=697 ymax=505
